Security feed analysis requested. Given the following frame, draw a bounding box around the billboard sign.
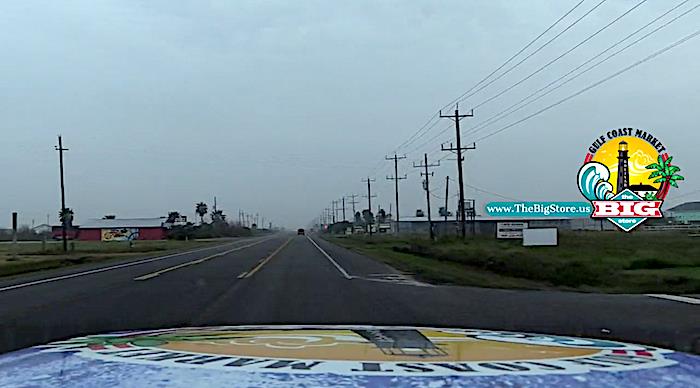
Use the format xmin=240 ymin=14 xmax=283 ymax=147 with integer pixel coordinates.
xmin=101 ymin=228 xmax=140 ymax=241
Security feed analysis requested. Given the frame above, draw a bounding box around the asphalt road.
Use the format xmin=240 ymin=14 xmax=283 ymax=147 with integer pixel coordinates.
xmin=0 ymin=233 xmax=698 ymax=354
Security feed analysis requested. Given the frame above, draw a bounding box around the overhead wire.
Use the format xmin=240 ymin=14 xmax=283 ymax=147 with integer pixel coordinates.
xmin=441 ymin=0 xmax=588 ymax=111
xmin=451 ymin=0 xmax=608 ymax=108
xmin=392 ymin=0 xmax=588 ymax=154
xmin=461 ymin=0 xmax=698 ymax=140
xmin=468 ymin=0 xmax=648 ymax=111
xmin=473 ymin=27 xmax=700 ymax=143
xmin=399 ymin=0 xmax=620 ymax=159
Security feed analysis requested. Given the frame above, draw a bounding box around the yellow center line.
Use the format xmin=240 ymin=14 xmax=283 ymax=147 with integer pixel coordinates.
xmin=239 ymin=237 xmax=292 ymax=279
xmin=133 ymin=237 xmax=273 ymax=281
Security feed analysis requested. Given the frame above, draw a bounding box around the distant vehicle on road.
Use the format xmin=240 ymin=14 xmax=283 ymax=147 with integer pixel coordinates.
xmin=297 ymin=228 xmax=305 ymax=235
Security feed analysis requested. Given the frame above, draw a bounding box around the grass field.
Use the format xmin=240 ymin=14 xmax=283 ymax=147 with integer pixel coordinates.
xmin=0 ymin=239 xmax=230 ymax=278
xmin=326 ymin=232 xmax=700 ymax=294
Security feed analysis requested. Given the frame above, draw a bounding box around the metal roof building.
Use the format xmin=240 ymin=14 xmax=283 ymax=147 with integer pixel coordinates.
xmin=666 ymin=201 xmax=700 ymax=224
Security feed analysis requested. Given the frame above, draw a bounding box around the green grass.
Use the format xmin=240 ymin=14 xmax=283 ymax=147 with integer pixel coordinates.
xmin=326 ymin=232 xmax=700 ymax=294
xmin=0 ymin=239 xmax=230 ymax=278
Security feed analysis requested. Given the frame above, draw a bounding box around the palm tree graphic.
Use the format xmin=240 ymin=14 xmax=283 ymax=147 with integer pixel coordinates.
xmin=646 ymin=155 xmax=684 ymax=200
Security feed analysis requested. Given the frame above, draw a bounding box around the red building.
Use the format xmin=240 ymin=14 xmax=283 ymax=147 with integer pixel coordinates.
xmin=78 ymin=218 xmax=167 ymax=241
xmin=50 ymin=226 xmax=79 ymax=240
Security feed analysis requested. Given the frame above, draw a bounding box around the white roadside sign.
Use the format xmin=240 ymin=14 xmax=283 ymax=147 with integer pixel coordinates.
xmin=523 ymin=228 xmax=558 ymax=246
xmin=496 ymin=222 xmax=528 ymax=239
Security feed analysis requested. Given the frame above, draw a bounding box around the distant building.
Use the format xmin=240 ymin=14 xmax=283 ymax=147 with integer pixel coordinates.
xmin=666 ymin=201 xmax=700 ymax=224
xmin=78 ymin=218 xmax=167 ymax=241
xmin=31 ymin=223 xmax=52 ymax=234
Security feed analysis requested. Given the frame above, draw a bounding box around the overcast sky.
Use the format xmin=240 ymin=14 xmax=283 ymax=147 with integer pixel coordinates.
xmin=1 ymin=0 xmax=699 ymax=228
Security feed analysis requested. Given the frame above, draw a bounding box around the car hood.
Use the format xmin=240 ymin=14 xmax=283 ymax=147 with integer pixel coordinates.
xmin=1 ymin=325 xmax=698 ymax=387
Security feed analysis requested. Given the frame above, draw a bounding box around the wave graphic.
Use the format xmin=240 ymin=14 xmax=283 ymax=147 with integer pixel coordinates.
xmin=578 ymin=162 xmax=614 ymax=200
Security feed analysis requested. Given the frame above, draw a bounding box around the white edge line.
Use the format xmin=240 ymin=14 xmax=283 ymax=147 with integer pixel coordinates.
xmin=306 ymin=235 xmax=352 ymax=280
xmin=645 ymin=294 xmax=700 ymax=305
xmin=0 ymin=238 xmax=262 ymax=292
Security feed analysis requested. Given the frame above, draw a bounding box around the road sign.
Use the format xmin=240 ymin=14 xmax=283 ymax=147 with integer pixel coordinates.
xmin=523 ymin=228 xmax=558 ymax=246
xmin=496 ymin=222 xmax=528 ymax=239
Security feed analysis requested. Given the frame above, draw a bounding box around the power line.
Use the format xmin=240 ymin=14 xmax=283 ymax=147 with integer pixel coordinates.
xmin=392 ymin=0 xmax=587 ymax=154
xmin=441 ymin=0 xmax=588 ymax=111
xmin=393 ymin=113 xmax=440 ymax=153
xmin=403 ymin=122 xmax=454 ymax=156
xmin=474 ymin=27 xmax=700 ymax=143
xmin=404 ymin=0 xmax=644 ymax=158
xmin=453 ymin=0 xmax=608 ymax=108
xmin=664 ymin=188 xmax=700 ymax=205
xmin=394 ymin=116 xmax=444 ymax=155
xmin=464 ymin=182 xmax=522 ymax=202
xmin=463 ymin=0 xmax=697 ymax=140
xmin=469 ymin=0 xmax=648 ymax=111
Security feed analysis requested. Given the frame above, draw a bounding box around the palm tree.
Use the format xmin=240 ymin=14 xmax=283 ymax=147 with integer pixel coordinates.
xmin=166 ymin=211 xmax=181 ymax=223
xmin=59 ymin=208 xmax=74 ymax=227
xmin=195 ymin=202 xmax=208 ymax=224
xmin=210 ymin=209 xmax=226 ymax=223
xmin=646 ymin=155 xmax=684 ymax=200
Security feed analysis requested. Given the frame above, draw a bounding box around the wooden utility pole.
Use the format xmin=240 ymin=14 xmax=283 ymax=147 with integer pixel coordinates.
xmin=440 ymin=107 xmax=475 ymax=239
xmin=11 ymin=212 xmax=18 ymax=259
xmin=341 ymin=197 xmax=347 ymax=221
xmin=55 ymin=135 xmax=69 ymax=252
xmin=413 ymin=154 xmax=440 ymax=240
xmin=444 ymin=176 xmax=449 ymax=234
xmin=385 ymin=154 xmax=407 ymax=233
xmin=361 ymin=177 xmax=377 ymax=236
xmin=346 ymin=194 xmax=359 ymax=219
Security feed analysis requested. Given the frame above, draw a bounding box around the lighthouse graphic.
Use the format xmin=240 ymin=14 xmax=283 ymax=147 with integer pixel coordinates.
xmin=616 ymin=140 xmax=629 ymax=193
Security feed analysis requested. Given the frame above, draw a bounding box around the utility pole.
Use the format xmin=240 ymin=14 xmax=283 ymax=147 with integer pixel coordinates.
xmin=361 ymin=177 xmax=377 ymax=236
xmin=440 ymin=106 xmax=475 ymax=239
xmin=346 ymin=194 xmax=359 ymax=219
xmin=413 ymin=153 xmax=440 ymax=240
xmin=213 ymin=196 xmax=217 ymax=212
xmin=341 ymin=197 xmax=347 ymax=221
xmin=386 ymin=154 xmax=407 ymax=233
xmin=444 ymin=176 xmax=449 ymax=230
xmin=55 ymin=135 xmax=69 ymax=252
xmin=331 ymin=201 xmax=337 ymax=223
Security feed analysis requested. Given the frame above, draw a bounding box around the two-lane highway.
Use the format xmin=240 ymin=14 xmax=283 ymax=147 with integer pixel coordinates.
xmin=0 ymin=235 xmax=286 ymax=352
xmin=1 ymin=233 xmax=698 ymax=355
